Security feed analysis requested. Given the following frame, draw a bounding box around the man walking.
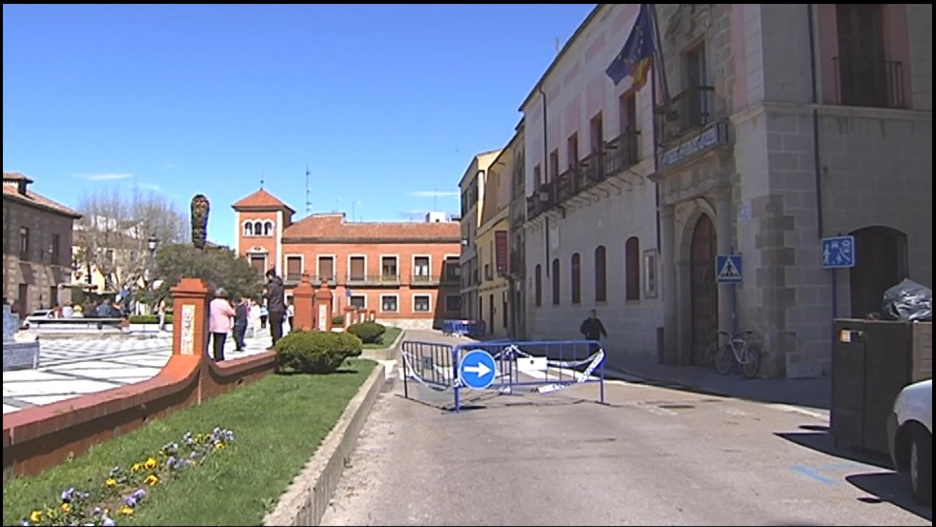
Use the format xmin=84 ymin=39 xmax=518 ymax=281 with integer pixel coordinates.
xmin=579 ymin=309 xmax=608 ymax=353
xmin=263 ymin=268 xmax=286 ymax=347
xmin=233 ymin=296 xmax=249 ymax=352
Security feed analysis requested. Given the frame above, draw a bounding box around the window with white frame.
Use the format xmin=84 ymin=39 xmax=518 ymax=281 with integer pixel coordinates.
xmin=445 ymin=295 xmax=462 ymax=312
xmin=243 ymin=222 xmax=254 ymax=237
xmin=264 ymin=221 xmax=273 ymax=236
xmin=253 ymin=221 xmax=263 ymax=236
xmin=413 ymin=256 xmax=430 ymax=279
xmin=381 ymin=294 xmax=398 ymax=312
xmin=349 ymin=295 xmax=366 ymax=310
xmin=414 ymin=295 xmax=431 ymax=313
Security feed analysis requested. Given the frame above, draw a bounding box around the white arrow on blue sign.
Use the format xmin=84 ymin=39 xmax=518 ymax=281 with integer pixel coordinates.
xmin=458 ymin=349 xmax=497 ymax=389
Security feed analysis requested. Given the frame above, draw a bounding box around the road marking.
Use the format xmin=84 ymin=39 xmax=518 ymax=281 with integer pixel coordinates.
xmin=767 ymin=404 xmax=828 ymax=421
xmin=791 ymin=465 xmax=838 ymax=486
xmin=721 ymin=407 xmax=749 ymax=417
xmin=632 ymin=401 xmax=678 ymax=416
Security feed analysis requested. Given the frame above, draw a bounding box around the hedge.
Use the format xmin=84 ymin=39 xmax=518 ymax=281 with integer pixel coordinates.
xmin=347 ymin=321 xmax=386 ymax=344
xmin=128 ymin=314 xmax=174 ymax=324
xmin=273 ymin=330 xmax=363 ymax=374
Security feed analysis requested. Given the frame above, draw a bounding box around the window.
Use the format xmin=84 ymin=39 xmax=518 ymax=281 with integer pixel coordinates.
xmin=551 ymin=258 xmax=560 ymax=305
xmin=571 ymin=253 xmax=581 ymax=304
xmin=243 ymin=222 xmax=253 ymax=237
xmin=626 ymin=237 xmax=640 ymax=300
xmin=19 ymin=227 xmax=29 ymax=260
xmin=349 ymin=256 xmax=365 ymax=280
xmin=18 ymin=283 xmax=29 ymax=314
xmin=253 ymin=221 xmax=263 ymax=237
xmin=250 ymin=255 xmax=267 ymax=276
xmin=381 ymin=295 xmax=398 ymax=313
xmin=51 ymin=233 xmax=61 ymax=265
xmin=443 ymin=257 xmax=460 ymax=281
xmin=445 ymin=295 xmax=462 ymax=313
xmin=413 ymin=295 xmax=431 ymax=313
xmin=318 ymin=256 xmax=335 ymax=282
xmin=413 ymin=256 xmax=430 ymax=279
xmin=567 ymin=133 xmax=579 ymax=170
xmin=534 ymin=264 xmax=542 ymax=307
xmin=349 ymin=295 xmax=366 ymax=310
xmin=835 ymin=4 xmax=894 ymax=108
xmin=595 ymin=245 xmax=607 ymax=302
xmin=286 ymin=256 xmax=302 ymax=281
xmin=264 ymin=221 xmax=273 ymax=237
xmin=534 ymin=164 xmax=542 ymax=190
xmin=619 ymin=92 xmax=637 ymax=135
xmin=684 ymin=43 xmax=710 ymax=127
xmin=549 ymin=149 xmax=559 ymax=182
xmin=590 ymin=113 xmax=604 ymax=153
xmin=49 ymin=286 xmax=59 ymax=308
xmin=381 ymin=256 xmax=398 ymax=280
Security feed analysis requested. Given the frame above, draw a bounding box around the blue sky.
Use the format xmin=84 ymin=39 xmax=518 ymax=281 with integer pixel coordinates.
xmin=3 ymin=4 xmax=595 ymax=247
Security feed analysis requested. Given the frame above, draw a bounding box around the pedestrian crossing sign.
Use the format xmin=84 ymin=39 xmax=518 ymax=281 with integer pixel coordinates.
xmin=716 ymin=255 xmax=743 ymax=283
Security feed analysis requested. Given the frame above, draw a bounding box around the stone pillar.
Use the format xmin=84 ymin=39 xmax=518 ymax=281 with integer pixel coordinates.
xmin=292 ymin=273 xmax=315 ymax=331
xmin=367 ymin=310 xmax=376 ymax=322
xmin=314 ymin=280 xmax=334 ymax=332
xmin=170 ymin=278 xmax=209 ymax=358
xmin=715 ymin=191 xmax=734 ymax=335
xmin=660 ymin=205 xmax=678 ymax=364
xmin=343 ymin=306 xmax=354 ymax=329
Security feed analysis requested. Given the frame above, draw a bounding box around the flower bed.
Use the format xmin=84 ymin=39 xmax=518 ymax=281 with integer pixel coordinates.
xmin=19 ymin=428 xmax=235 ymax=526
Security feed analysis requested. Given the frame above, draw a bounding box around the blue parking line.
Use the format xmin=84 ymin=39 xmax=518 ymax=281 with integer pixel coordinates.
xmin=791 ymin=465 xmax=838 ymax=486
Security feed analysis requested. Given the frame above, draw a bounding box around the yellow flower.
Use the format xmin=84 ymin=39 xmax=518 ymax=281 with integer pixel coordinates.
xmin=120 ymin=505 xmax=135 ymax=516
xmin=61 ymin=503 xmax=71 ymax=513
xmin=29 ymin=510 xmax=42 ymax=523
xmin=145 ymin=474 xmax=159 ymax=486
xmin=144 ymin=457 xmax=158 ymax=470
xmin=131 ymin=462 xmax=143 ymax=473
xmin=214 ymin=442 xmax=225 ymax=451
xmin=105 ymin=478 xmax=118 ymax=487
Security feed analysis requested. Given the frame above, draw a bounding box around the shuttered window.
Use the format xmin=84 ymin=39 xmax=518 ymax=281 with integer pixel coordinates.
xmin=350 ymin=257 xmax=365 ymax=280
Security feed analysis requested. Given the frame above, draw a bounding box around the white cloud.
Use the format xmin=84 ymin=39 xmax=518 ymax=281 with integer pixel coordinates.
xmin=79 ymin=173 xmax=133 ymax=181
xmin=138 ymin=183 xmax=162 ymax=192
xmin=408 ymin=190 xmax=458 ymax=198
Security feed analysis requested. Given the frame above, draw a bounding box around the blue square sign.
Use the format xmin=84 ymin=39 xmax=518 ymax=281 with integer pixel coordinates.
xmin=716 ymin=255 xmax=743 ymax=283
xmin=822 ymin=236 xmax=856 ymax=269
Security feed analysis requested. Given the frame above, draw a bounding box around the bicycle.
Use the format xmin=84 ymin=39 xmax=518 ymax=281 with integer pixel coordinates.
xmin=714 ymin=330 xmax=760 ymax=378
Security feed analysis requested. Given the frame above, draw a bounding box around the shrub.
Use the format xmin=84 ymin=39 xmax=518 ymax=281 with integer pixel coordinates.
xmin=332 ymin=314 xmax=345 ymax=325
xmin=129 ymin=314 xmax=175 ymax=324
xmin=347 ymin=321 xmax=386 ymax=344
xmin=274 ymin=330 xmax=363 ymax=374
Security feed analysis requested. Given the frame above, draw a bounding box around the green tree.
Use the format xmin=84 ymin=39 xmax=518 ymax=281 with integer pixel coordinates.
xmin=141 ymin=244 xmax=264 ymax=306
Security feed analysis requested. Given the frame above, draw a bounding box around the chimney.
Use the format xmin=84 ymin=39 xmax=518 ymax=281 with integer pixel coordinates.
xmin=3 ymin=172 xmax=33 ymax=196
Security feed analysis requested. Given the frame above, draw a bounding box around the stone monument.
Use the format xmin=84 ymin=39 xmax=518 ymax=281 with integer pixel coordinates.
xmin=3 ymin=305 xmax=41 ymax=371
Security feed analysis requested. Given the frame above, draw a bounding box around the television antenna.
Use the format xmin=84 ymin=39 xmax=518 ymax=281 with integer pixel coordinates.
xmin=305 ymin=164 xmax=312 ymax=213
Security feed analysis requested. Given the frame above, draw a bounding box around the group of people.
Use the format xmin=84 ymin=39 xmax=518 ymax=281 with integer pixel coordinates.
xmin=207 ymin=269 xmax=289 ymax=362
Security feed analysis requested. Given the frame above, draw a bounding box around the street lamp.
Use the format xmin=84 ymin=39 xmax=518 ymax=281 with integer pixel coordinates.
xmin=146 ymin=234 xmax=159 ymax=285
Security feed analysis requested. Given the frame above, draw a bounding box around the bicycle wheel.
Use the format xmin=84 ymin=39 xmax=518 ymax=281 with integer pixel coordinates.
xmin=714 ymin=344 xmax=734 ymax=375
xmin=740 ymin=347 xmax=760 ymax=379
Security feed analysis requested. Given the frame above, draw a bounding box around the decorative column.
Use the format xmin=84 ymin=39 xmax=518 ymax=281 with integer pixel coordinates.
xmin=343 ymin=306 xmax=354 ymax=329
xmin=715 ymin=191 xmax=733 ymax=335
xmin=292 ymin=273 xmax=315 ymax=331
xmin=660 ymin=205 xmax=678 ymax=364
xmin=314 ymin=280 xmax=334 ymax=332
xmin=170 ymin=278 xmax=209 ymax=358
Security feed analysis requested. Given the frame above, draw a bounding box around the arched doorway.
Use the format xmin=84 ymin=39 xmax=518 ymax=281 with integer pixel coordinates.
xmin=849 ymin=226 xmax=908 ymax=318
xmin=690 ymin=214 xmax=718 ymax=366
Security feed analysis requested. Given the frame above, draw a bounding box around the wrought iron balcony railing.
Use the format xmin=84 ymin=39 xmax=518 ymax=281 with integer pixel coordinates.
xmin=833 ymin=57 xmax=906 ymax=109
xmin=657 ymin=85 xmax=714 ymax=144
xmin=346 ymin=274 xmax=400 ymax=286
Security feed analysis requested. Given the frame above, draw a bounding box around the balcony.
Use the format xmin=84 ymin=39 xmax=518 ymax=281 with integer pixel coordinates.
xmin=441 ymin=272 xmax=460 ymax=285
xmin=346 ymin=274 xmax=400 ymax=287
xmin=603 ymin=132 xmax=640 ymax=177
xmin=833 ymin=58 xmax=906 ymax=109
xmin=657 ymin=85 xmax=714 ymax=144
xmin=410 ymin=274 xmax=440 ymax=287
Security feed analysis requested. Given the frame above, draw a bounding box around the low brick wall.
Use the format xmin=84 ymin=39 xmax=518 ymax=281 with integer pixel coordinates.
xmin=2 ymin=278 xmax=278 ymax=483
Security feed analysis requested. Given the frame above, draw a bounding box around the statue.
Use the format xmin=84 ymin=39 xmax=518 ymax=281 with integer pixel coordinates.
xmin=191 ymin=194 xmax=210 ymax=250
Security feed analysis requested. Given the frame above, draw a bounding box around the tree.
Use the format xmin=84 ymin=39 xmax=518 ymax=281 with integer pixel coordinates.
xmin=74 ymin=185 xmax=189 ymax=292
xmin=147 ymin=244 xmax=264 ymax=306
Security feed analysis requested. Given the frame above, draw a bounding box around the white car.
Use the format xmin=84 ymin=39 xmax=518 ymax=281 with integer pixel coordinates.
xmin=887 ymin=378 xmax=932 ymax=504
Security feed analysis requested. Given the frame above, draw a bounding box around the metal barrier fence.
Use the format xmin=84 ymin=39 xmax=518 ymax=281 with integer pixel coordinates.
xmin=440 ymin=319 xmax=486 ymax=338
xmin=400 ymin=339 xmax=606 ymax=412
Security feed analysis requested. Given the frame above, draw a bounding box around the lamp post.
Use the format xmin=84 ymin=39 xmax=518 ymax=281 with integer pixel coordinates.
xmin=147 ymin=234 xmax=159 ymax=284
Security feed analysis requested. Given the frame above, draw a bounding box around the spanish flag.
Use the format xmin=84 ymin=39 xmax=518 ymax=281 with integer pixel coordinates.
xmin=605 ymin=4 xmax=656 ymax=90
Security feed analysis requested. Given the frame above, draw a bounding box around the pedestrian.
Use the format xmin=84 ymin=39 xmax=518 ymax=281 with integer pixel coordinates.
xmin=249 ymin=299 xmax=261 ymax=336
xmin=579 ymin=309 xmax=608 ymax=354
xmin=157 ymin=297 xmax=168 ymax=332
xmin=287 ymin=300 xmax=295 ymax=334
xmin=233 ymin=296 xmax=249 ymax=352
xmin=263 ymin=269 xmax=286 ymax=347
xmin=209 ymin=288 xmax=236 ymax=362
xmin=259 ymin=303 xmax=268 ymax=330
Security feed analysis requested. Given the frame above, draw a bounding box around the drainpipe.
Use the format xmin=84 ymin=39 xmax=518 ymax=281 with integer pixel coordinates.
xmin=807 ymin=4 xmax=824 ymax=239
xmin=540 ymin=86 xmax=550 ymax=277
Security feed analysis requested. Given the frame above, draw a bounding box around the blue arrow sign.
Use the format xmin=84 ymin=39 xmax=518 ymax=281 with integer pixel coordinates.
xmin=458 ymin=349 xmax=497 ymax=389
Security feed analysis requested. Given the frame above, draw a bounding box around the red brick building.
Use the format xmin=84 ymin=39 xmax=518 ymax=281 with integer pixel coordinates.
xmin=232 ymin=188 xmax=462 ymax=328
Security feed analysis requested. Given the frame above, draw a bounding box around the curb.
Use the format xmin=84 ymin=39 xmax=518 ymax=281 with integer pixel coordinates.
xmin=262 ymin=362 xmax=387 ymax=526
xmin=603 ymin=366 xmax=713 ymax=394
xmin=360 ymin=327 xmax=406 ymax=361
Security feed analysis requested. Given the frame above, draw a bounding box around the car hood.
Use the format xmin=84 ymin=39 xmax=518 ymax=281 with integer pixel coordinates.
xmin=893 ymin=379 xmax=932 ymax=433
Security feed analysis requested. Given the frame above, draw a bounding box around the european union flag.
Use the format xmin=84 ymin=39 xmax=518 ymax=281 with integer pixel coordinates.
xmin=605 ymin=4 xmax=656 ymax=89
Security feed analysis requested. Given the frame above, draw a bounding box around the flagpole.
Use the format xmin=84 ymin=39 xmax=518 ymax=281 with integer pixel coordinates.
xmin=649 ymin=4 xmax=671 ymax=104
xmin=649 ymin=3 xmax=663 ymax=252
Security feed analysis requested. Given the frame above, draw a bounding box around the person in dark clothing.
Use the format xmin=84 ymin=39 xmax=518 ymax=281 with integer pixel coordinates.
xmin=580 ymin=309 xmax=608 ymax=353
xmin=233 ymin=297 xmax=249 ymax=352
xmin=263 ymin=269 xmax=286 ymax=347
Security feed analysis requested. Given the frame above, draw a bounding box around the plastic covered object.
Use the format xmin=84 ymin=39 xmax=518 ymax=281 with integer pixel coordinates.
xmin=881 ymin=278 xmax=933 ymax=322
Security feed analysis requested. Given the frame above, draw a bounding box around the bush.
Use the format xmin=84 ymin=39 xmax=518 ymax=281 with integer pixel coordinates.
xmin=129 ymin=314 xmax=174 ymax=324
xmin=274 ymin=330 xmax=363 ymax=374
xmin=347 ymin=321 xmax=386 ymax=344
xmin=332 ymin=314 xmax=345 ymax=325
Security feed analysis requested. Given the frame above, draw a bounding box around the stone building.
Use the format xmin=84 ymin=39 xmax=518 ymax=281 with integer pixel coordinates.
xmin=457 ymin=150 xmax=503 ymax=322
xmin=2 ymin=172 xmax=82 ymax=313
xmin=517 ymin=4 xmax=931 ymax=377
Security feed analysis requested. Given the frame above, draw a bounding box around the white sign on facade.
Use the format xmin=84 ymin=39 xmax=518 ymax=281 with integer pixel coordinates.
xmin=317 ymin=303 xmax=328 ymax=330
xmin=180 ymin=304 xmax=196 ymax=355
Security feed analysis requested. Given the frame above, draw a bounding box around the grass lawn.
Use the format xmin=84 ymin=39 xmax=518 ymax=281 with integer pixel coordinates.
xmin=3 ymin=359 xmax=376 ymax=526
xmin=362 ymin=326 xmax=402 ymax=350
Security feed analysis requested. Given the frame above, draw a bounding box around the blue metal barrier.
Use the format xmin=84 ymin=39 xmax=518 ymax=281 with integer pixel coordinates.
xmin=440 ymin=319 xmax=486 ymax=338
xmin=400 ymin=339 xmax=606 ymax=412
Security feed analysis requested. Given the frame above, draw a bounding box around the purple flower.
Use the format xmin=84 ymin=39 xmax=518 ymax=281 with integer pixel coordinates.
xmin=166 ymin=456 xmax=177 ymax=469
xmin=110 ymin=466 xmax=121 ymax=476
xmin=132 ymin=488 xmax=147 ymax=501
xmin=21 ymin=521 xmax=30 ymax=526
xmin=190 ymin=451 xmax=200 ymax=459
xmin=102 ymin=515 xmax=116 ymax=526
xmin=79 ymin=491 xmax=91 ymax=500
xmin=92 ymin=507 xmax=101 ymax=515
xmin=61 ymin=486 xmax=75 ymax=502
xmin=124 ymin=496 xmax=137 ymax=507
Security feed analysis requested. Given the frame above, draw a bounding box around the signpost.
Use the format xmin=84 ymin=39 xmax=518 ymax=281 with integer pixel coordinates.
xmin=716 ymin=254 xmax=742 ymax=334
xmin=822 ymin=235 xmax=857 ymax=318
xmin=458 ymin=349 xmax=497 ymax=390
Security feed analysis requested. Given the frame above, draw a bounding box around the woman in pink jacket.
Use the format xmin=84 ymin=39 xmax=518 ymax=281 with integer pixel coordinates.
xmin=209 ymin=288 xmax=236 ymax=362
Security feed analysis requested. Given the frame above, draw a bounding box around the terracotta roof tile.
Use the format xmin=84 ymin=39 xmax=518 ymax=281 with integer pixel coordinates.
xmin=2 ymin=173 xmax=81 ymax=218
xmin=231 ymin=189 xmax=295 ymax=212
xmin=283 ymin=213 xmax=460 ymax=242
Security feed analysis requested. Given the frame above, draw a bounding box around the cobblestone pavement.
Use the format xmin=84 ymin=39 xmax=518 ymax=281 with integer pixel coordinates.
xmin=2 ymin=329 xmax=274 ymax=414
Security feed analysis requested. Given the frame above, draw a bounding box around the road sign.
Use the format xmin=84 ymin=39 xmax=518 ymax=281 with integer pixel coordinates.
xmin=716 ymin=255 xmax=743 ymax=283
xmin=458 ymin=349 xmax=497 ymax=389
xmin=822 ymin=236 xmax=856 ymax=269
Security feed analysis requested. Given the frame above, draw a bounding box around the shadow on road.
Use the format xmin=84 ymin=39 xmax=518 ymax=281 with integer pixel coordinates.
xmin=846 ymin=472 xmax=932 ymax=521
xmin=775 ymin=424 xmax=892 ymax=469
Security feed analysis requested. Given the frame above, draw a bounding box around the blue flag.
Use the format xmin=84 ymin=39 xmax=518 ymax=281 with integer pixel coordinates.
xmin=605 ymin=4 xmax=656 ymax=89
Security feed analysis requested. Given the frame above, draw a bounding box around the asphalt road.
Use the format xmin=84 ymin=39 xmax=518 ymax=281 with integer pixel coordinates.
xmin=321 ymin=373 xmax=932 ymax=526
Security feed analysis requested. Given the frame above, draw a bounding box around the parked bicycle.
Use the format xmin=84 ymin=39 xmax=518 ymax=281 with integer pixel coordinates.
xmin=713 ymin=330 xmax=760 ymax=378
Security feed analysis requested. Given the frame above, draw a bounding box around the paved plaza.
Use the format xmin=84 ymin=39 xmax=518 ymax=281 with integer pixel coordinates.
xmin=2 ymin=330 xmax=274 ymax=414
